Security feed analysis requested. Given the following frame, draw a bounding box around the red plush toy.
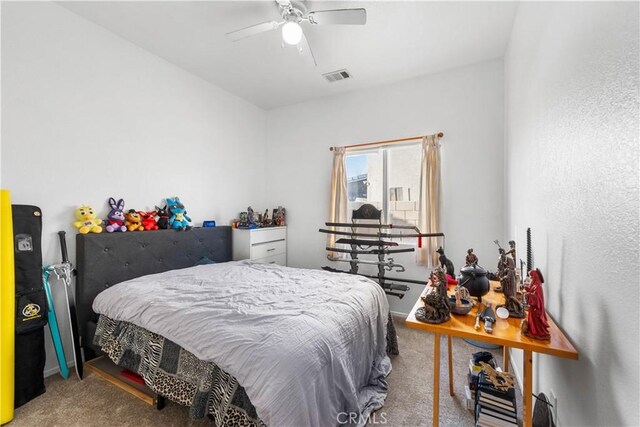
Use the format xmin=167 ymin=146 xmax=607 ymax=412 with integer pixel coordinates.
xmin=139 ymin=210 xmax=159 ymax=231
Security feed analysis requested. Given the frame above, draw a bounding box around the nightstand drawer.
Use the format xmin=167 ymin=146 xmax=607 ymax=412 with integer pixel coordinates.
xmin=232 ymin=226 xmax=287 ymax=266
xmin=254 ymin=253 xmax=286 ymax=266
xmin=251 ymin=227 xmax=287 ymax=245
xmin=251 ymin=239 xmax=286 ymax=259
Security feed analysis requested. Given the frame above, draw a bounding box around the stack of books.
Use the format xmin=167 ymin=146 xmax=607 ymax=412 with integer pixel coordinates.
xmin=475 ymin=371 xmax=518 ymax=427
xmin=465 ymin=358 xmax=482 ymax=410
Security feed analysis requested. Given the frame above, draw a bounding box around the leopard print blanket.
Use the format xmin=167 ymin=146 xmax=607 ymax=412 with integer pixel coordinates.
xmin=94 ymin=313 xmax=399 ymax=425
xmin=94 ymin=316 xmax=264 ymax=426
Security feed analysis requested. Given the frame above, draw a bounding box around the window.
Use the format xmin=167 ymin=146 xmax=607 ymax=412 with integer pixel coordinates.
xmin=345 ymin=143 xmax=421 ymax=226
xmin=346 ymin=152 xmax=383 ymax=205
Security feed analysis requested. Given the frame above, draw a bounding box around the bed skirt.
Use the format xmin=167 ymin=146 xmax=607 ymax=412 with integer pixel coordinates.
xmin=94 ymin=313 xmax=399 ymax=424
xmin=94 ymin=316 xmax=263 ymax=426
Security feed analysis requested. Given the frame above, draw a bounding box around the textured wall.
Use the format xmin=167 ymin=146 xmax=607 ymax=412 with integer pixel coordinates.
xmin=505 ymin=2 xmax=639 ymax=425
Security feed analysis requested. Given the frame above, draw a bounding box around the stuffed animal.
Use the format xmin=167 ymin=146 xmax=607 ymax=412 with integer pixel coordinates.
xmin=73 ymin=205 xmax=103 ymax=234
xmin=124 ymin=209 xmax=144 ymax=232
xmin=166 ymin=197 xmax=192 ymax=231
xmin=139 ymin=210 xmax=159 ymax=231
xmin=105 ymin=197 xmax=127 ymax=232
xmin=155 ymin=205 xmax=170 ymax=229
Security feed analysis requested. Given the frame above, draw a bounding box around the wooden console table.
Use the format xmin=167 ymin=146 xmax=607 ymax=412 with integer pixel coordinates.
xmin=405 ymin=281 xmax=578 ymax=427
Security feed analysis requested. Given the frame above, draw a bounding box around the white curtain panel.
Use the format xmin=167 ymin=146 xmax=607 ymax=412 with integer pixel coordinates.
xmin=328 ymin=147 xmax=348 ymax=255
xmin=417 ymin=134 xmax=442 ymax=266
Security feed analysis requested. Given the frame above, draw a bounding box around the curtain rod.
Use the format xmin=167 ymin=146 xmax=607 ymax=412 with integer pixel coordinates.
xmin=329 ymin=132 xmax=444 ymax=151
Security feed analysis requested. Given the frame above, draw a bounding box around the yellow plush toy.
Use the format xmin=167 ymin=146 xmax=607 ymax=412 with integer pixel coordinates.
xmin=73 ymin=205 xmax=103 ymax=234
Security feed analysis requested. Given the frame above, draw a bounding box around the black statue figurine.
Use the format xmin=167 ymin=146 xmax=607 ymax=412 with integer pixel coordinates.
xmin=436 ymin=246 xmax=455 ymax=277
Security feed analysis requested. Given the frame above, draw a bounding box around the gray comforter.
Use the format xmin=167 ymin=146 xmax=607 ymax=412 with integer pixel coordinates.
xmin=93 ymin=261 xmax=391 ymax=427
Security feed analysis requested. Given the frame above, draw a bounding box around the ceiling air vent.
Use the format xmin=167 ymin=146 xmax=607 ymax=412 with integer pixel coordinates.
xmin=323 ymin=69 xmax=352 ymax=83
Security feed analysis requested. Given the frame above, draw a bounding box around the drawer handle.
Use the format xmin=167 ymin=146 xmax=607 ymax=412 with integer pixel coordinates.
xmin=252 ymin=239 xmax=285 ymax=247
xmin=267 ymin=248 xmax=276 ymax=252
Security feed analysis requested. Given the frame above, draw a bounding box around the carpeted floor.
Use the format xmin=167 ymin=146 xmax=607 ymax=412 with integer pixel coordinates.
xmin=11 ymin=316 xmax=521 ymax=426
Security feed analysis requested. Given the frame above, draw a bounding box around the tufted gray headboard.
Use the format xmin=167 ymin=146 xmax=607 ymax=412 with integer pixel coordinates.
xmin=76 ymin=227 xmax=232 ymax=359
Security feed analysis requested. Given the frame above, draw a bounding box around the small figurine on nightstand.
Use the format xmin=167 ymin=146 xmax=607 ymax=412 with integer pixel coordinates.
xmin=273 ymin=206 xmax=286 ymax=226
xmin=521 ymin=269 xmax=550 ymax=340
xmin=465 ymin=248 xmax=478 ymax=266
xmin=282 ymin=206 xmax=286 ymax=225
xmin=262 ymin=209 xmax=272 ymax=227
xmin=238 ymin=212 xmax=249 ymax=228
xmin=247 ymin=206 xmax=257 ymax=225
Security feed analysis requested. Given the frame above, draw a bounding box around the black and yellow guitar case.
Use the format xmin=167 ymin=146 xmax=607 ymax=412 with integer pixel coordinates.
xmin=12 ymin=205 xmax=47 ymax=408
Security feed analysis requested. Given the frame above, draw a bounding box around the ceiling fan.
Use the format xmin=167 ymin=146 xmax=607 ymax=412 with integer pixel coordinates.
xmin=226 ymin=0 xmax=367 ymax=66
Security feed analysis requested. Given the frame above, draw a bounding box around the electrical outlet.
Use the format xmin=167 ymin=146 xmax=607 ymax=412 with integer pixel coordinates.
xmin=549 ymin=389 xmax=558 ymax=424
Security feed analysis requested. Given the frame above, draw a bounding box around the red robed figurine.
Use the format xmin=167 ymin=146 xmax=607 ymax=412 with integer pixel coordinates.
xmin=521 ymin=268 xmax=550 ymax=340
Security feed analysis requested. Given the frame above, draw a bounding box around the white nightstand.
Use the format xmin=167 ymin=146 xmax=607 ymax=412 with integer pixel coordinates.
xmin=232 ymin=226 xmax=287 ymax=266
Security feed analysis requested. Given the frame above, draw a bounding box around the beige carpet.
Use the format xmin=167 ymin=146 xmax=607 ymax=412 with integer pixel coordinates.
xmin=11 ymin=316 xmax=521 ymax=426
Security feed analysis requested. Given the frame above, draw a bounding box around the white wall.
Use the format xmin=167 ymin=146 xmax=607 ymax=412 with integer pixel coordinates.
xmin=1 ymin=2 xmax=266 ymax=374
xmin=266 ymin=59 xmax=505 ymax=314
xmin=505 ymin=2 xmax=639 ymax=426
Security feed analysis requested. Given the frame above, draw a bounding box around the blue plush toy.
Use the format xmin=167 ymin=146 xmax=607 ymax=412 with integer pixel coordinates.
xmin=166 ymin=197 xmax=192 ymax=231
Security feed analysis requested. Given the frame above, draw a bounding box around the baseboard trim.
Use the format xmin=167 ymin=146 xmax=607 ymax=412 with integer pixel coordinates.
xmin=390 ymin=310 xmax=408 ymax=318
xmin=44 ymin=361 xmax=75 ymax=378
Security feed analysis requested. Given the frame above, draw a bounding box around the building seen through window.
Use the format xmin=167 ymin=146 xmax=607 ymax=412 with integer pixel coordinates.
xmin=345 ymin=144 xmax=421 ymax=230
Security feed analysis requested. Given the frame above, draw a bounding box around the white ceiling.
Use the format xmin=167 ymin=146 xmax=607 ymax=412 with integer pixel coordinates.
xmin=58 ymin=1 xmax=517 ymax=109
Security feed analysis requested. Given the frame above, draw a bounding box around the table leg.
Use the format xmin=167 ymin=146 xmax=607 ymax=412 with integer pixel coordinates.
xmin=503 ymin=345 xmax=510 ymax=373
xmin=447 ymin=335 xmax=454 ymax=396
xmin=523 ymin=349 xmax=533 ymax=427
xmin=433 ymin=333 xmax=441 ymax=427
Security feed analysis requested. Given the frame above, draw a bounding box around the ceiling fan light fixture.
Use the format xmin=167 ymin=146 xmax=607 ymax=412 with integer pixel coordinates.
xmin=282 ymin=21 xmax=303 ymax=45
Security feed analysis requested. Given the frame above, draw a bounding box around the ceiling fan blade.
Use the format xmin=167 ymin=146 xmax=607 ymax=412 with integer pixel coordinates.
xmin=298 ymin=31 xmax=317 ymax=67
xmin=226 ymin=21 xmax=282 ymax=42
xmin=307 ymin=8 xmax=367 ymax=25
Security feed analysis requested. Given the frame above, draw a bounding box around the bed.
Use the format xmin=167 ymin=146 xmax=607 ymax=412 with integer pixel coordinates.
xmin=76 ymin=227 xmax=394 ymax=427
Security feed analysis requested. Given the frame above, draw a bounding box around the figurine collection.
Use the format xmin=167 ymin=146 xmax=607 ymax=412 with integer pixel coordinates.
xmin=233 ymin=206 xmax=286 ymax=229
xmin=72 ymin=196 xmax=194 ymax=234
xmin=416 ymin=230 xmax=551 ymax=341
